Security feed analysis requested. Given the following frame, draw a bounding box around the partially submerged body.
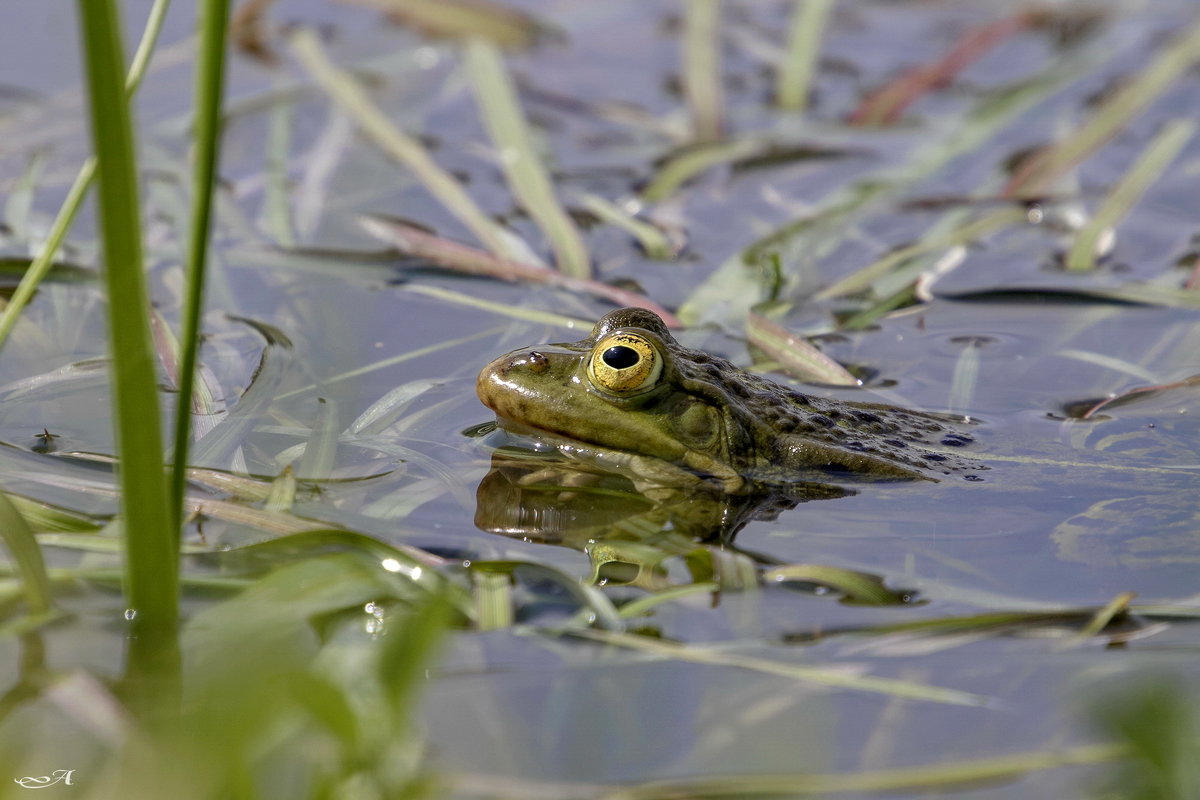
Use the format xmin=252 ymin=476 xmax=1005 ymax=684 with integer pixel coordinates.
xmin=476 ymin=307 xmax=982 ymax=494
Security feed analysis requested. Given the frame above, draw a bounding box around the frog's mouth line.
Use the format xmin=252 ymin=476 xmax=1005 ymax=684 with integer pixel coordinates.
xmin=491 ymin=416 xmax=623 ymax=457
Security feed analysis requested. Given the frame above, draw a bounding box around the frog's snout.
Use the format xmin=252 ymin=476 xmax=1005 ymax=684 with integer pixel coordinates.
xmin=477 ymin=349 xmax=547 ymax=411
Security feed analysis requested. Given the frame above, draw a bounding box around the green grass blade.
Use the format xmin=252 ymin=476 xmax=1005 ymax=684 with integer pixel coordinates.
xmin=464 ymin=38 xmax=592 ymax=279
xmin=1066 ymin=118 xmax=1194 ymax=270
xmin=745 ymin=313 xmax=859 ymax=385
xmin=682 ymin=0 xmax=723 ymax=141
xmin=0 ymin=0 xmax=170 ymax=351
xmin=1005 ymin=19 xmax=1200 ymax=198
xmin=763 ymin=564 xmax=908 ymax=606
xmin=640 ymin=138 xmax=761 ymax=204
xmin=171 ymin=0 xmax=231 ymax=526
xmin=577 ymin=193 xmax=674 ymax=260
xmin=288 ymin=27 xmax=524 ymax=262
xmin=776 ymin=0 xmax=833 ymax=112
xmin=815 ymin=207 xmax=1026 ymax=300
xmin=76 ymin=0 xmax=177 ymax=629
xmin=0 ymin=494 xmax=54 ymax=615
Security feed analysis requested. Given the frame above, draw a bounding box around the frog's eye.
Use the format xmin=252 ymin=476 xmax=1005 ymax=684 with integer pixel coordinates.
xmin=587 ymin=333 xmax=662 ymax=394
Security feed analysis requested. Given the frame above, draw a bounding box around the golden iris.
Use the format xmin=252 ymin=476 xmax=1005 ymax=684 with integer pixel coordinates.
xmin=587 ymin=332 xmax=662 ymax=394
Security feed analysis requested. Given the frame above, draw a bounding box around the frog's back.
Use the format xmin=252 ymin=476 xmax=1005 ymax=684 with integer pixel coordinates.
xmin=668 ymin=341 xmax=982 ymax=481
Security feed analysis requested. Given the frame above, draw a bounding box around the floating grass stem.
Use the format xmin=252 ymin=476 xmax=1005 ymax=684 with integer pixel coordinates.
xmin=1065 ymin=119 xmax=1194 ymax=270
xmin=777 ymin=0 xmax=833 ymax=112
xmin=76 ymin=0 xmax=177 ymax=630
xmin=464 ymin=39 xmax=592 ymax=279
xmin=359 ymin=215 xmax=679 ymax=323
xmin=682 ymin=0 xmax=724 ymax=141
xmin=171 ymin=0 xmax=231 ymax=528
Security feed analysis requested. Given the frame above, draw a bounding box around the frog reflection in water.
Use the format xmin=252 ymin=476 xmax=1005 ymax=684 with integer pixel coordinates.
xmin=476 ymin=307 xmax=982 ymax=498
xmin=476 ymin=308 xmax=1200 ymax=585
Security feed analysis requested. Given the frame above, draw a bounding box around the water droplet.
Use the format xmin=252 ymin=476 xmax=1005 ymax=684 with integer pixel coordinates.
xmin=123 ymin=609 xmax=137 ymax=621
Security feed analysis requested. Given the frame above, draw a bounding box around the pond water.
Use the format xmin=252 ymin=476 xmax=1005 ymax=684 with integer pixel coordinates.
xmin=1 ymin=0 xmax=1200 ymax=796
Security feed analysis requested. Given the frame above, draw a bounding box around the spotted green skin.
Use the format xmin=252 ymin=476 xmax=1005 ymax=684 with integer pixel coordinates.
xmin=476 ymin=308 xmax=979 ymax=493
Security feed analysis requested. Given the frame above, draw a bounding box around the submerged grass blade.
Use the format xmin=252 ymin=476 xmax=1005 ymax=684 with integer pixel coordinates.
xmin=264 ymin=466 xmax=297 ymax=513
xmin=464 ymin=39 xmax=592 ymax=279
xmin=288 ymin=27 xmax=522 ymax=261
xmin=297 ymin=397 xmax=339 ymax=480
xmin=1004 ymin=18 xmax=1200 ymax=198
xmin=1065 ymin=118 xmax=1194 ymax=270
xmin=602 ymin=741 xmax=1127 ymax=798
xmin=77 ymin=0 xmax=176 ymax=629
xmin=0 ymin=0 xmax=170 ymax=351
xmin=776 ymin=0 xmax=833 ymax=112
xmin=0 ymin=494 xmax=54 ymax=615
xmin=171 ymin=0 xmax=231 ymax=526
xmin=746 ymin=313 xmax=859 ymax=385
xmin=572 ymin=629 xmax=992 ymax=706
xmin=682 ymin=0 xmax=723 ymax=141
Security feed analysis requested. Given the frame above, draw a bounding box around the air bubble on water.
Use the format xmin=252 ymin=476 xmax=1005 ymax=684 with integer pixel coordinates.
xmin=123 ymin=609 xmax=137 ymax=621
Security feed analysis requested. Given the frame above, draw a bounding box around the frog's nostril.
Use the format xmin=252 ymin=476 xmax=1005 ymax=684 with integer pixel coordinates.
xmin=526 ymin=351 xmax=549 ymax=373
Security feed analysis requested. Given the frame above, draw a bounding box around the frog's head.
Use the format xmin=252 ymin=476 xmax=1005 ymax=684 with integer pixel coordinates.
xmin=476 ymin=308 xmax=746 ymax=490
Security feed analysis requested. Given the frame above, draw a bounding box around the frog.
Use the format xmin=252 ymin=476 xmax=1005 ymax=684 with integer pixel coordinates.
xmin=475 ymin=307 xmax=983 ymax=495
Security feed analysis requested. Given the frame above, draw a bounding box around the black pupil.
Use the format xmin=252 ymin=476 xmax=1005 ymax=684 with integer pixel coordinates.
xmin=601 ymin=345 xmax=640 ymax=370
